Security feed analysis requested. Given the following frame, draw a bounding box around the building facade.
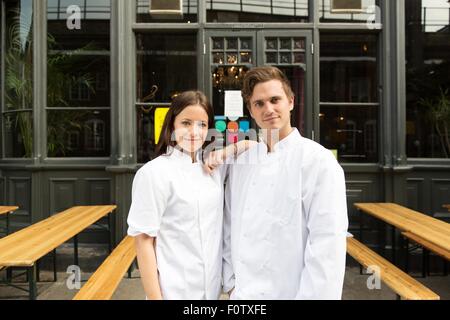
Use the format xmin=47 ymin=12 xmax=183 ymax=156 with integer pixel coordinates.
xmin=0 ymin=0 xmax=449 ymax=254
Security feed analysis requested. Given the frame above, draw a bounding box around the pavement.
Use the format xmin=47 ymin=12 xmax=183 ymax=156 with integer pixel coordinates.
xmin=0 ymin=243 xmax=448 ymax=300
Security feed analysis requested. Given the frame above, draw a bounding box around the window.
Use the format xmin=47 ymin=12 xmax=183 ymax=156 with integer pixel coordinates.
xmin=207 ymin=0 xmax=309 ymax=23
xmin=137 ymin=0 xmax=198 ymax=23
xmin=136 ymin=33 xmax=197 ymax=163
xmin=405 ymin=0 xmax=450 ymax=159
xmin=320 ymin=33 xmax=378 ymax=163
xmin=320 ymin=0 xmax=380 ymax=23
xmin=46 ymin=0 xmax=111 ymax=158
xmin=2 ymin=0 xmax=33 ymax=158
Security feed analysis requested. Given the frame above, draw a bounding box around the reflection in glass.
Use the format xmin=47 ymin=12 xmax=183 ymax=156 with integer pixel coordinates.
xmin=46 ymin=0 xmax=111 ymax=158
xmin=320 ymin=105 xmax=378 ymax=163
xmin=280 ymin=38 xmax=291 ymax=50
xmin=320 ymin=33 xmax=377 ymax=103
xmin=320 ymin=0 xmax=379 ymax=23
xmin=280 ymin=53 xmax=292 ymax=64
xmin=213 ymin=38 xmax=224 ymax=50
xmin=207 ymin=0 xmax=308 ymax=22
xmin=136 ymin=33 xmax=197 ymax=162
xmin=227 ymin=53 xmax=238 ymax=64
xmin=136 ymin=0 xmax=198 ymax=23
xmin=240 ymin=38 xmax=252 ymax=50
xmin=320 ymin=33 xmax=379 ymax=163
xmin=266 ymin=52 xmax=277 ymax=64
xmin=240 ymin=52 xmax=252 ymax=64
xmin=3 ymin=0 xmax=33 ymax=158
xmin=227 ymin=38 xmax=238 ymax=50
xmin=213 ymin=52 xmax=224 ymax=64
xmin=406 ymin=0 xmax=450 ymax=158
xmin=136 ymin=33 xmax=197 ymax=102
xmin=266 ymin=38 xmax=277 ymax=50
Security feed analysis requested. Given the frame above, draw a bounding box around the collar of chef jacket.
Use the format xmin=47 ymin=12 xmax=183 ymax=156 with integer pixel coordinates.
xmin=259 ymin=128 xmax=302 ymax=154
xmin=166 ymin=146 xmax=202 ymax=165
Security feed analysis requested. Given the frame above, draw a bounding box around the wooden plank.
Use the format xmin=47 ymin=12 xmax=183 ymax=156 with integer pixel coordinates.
xmin=73 ymin=236 xmax=136 ymax=300
xmin=0 ymin=206 xmax=19 ymax=216
xmin=0 ymin=205 xmax=116 ymax=267
xmin=402 ymin=232 xmax=450 ymax=261
xmin=347 ymin=237 xmax=440 ymax=300
xmin=354 ymin=203 xmax=450 ymax=252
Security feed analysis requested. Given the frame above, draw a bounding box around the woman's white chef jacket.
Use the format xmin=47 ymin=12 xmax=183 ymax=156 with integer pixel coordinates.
xmin=223 ymin=128 xmax=349 ymax=300
xmin=127 ymin=147 xmax=226 ymax=300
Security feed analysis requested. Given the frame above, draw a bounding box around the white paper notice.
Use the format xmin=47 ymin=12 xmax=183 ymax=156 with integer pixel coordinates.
xmin=224 ymin=91 xmax=244 ymax=118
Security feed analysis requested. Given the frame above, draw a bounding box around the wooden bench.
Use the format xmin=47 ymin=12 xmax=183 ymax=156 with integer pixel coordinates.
xmin=0 ymin=205 xmax=117 ymax=299
xmin=0 ymin=206 xmax=19 ymax=237
xmin=73 ymin=235 xmax=136 ymax=300
xmin=347 ymin=237 xmax=440 ymax=300
xmin=355 ymin=203 xmax=450 ymax=265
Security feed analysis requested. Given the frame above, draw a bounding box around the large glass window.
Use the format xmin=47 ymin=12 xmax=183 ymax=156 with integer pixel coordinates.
xmin=47 ymin=0 xmax=111 ymax=158
xmin=207 ymin=0 xmax=309 ymax=22
xmin=319 ymin=0 xmax=380 ymax=23
xmin=136 ymin=33 xmax=197 ymax=163
xmin=320 ymin=33 xmax=378 ymax=163
xmin=2 ymin=0 xmax=33 ymax=158
xmin=405 ymin=0 xmax=450 ymax=159
xmin=137 ymin=0 xmax=198 ymax=23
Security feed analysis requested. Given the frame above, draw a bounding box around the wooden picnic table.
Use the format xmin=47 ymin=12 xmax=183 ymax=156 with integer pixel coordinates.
xmin=0 ymin=205 xmax=117 ymax=300
xmin=354 ymin=203 xmax=450 ymax=264
xmin=0 ymin=206 xmax=19 ymax=236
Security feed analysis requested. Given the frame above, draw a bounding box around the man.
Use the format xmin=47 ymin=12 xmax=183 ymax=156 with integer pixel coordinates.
xmin=223 ymin=66 xmax=348 ymax=300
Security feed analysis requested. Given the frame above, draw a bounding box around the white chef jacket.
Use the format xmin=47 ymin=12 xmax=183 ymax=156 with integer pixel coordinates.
xmin=223 ymin=128 xmax=348 ymax=300
xmin=127 ymin=147 xmax=227 ymax=300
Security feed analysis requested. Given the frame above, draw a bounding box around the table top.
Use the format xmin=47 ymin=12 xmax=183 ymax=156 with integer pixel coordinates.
xmin=0 ymin=205 xmax=116 ymax=267
xmin=0 ymin=206 xmax=19 ymax=216
xmin=355 ymin=203 xmax=450 ymax=252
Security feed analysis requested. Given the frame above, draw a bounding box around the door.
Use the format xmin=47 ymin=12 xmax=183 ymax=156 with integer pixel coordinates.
xmin=204 ymin=29 xmax=313 ymax=142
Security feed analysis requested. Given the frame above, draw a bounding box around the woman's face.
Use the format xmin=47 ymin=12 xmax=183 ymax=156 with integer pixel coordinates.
xmin=173 ymin=104 xmax=209 ymax=154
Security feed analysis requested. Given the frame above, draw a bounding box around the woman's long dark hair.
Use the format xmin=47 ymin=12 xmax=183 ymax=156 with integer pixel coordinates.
xmin=155 ymin=91 xmax=215 ymax=157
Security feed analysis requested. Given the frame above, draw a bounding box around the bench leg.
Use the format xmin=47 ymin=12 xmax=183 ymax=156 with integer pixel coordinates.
xmin=108 ymin=212 xmax=115 ymax=253
xmin=36 ymin=260 xmax=40 ymax=283
xmin=74 ymin=235 xmax=79 ymax=267
xmin=28 ymin=265 xmax=37 ymax=300
xmin=422 ymin=248 xmax=429 ymax=278
xmin=359 ymin=209 xmax=363 ymax=275
xmin=391 ymin=226 xmax=396 ymax=264
xmin=6 ymin=212 xmax=10 ymax=236
xmin=53 ymin=249 xmax=57 ymax=282
xmin=404 ymin=237 xmax=409 ymax=274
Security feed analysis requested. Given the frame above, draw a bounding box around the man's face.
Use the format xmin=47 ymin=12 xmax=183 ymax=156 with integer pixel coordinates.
xmin=248 ymin=79 xmax=294 ymax=134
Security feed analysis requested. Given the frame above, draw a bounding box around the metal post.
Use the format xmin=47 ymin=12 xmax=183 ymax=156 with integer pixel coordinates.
xmin=53 ymin=249 xmax=57 ymax=282
xmin=359 ymin=209 xmax=363 ymax=275
xmin=36 ymin=260 xmax=40 ymax=283
xmin=74 ymin=235 xmax=79 ymax=267
xmin=404 ymin=237 xmax=409 ymax=274
xmin=422 ymin=248 xmax=428 ymax=278
xmin=6 ymin=212 xmax=10 ymax=235
xmin=28 ymin=265 xmax=37 ymax=300
xmin=391 ymin=226 xmax=396 ymax=264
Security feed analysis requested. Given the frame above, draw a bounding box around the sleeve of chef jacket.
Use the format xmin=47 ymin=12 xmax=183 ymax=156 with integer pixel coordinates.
xmin=127 ymin=165 xmax=168 ymax=238
xmin=295 ymin=151 xmax=349 ymax=300
xmin=222 ymin=165 xmax=235 ymax=293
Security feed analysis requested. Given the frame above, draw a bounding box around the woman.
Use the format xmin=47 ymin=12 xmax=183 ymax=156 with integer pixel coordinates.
xmin=127 ymin=91 xmax=254 ymax=300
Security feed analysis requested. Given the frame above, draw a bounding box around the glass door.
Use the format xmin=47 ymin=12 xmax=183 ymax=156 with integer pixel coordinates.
xmin=205 ymin=29 xmax=313 ymax=146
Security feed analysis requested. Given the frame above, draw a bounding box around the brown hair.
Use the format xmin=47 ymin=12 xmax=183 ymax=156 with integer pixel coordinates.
xmin=155 ymin=91 xmax=214 ymax=157
xmin=241 ymin=66 xmax=294 ymax=108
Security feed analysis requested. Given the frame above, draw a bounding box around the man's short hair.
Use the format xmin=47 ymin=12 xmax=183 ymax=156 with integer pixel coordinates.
xmin=242 ymin=66 xmax=294 ymax=108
